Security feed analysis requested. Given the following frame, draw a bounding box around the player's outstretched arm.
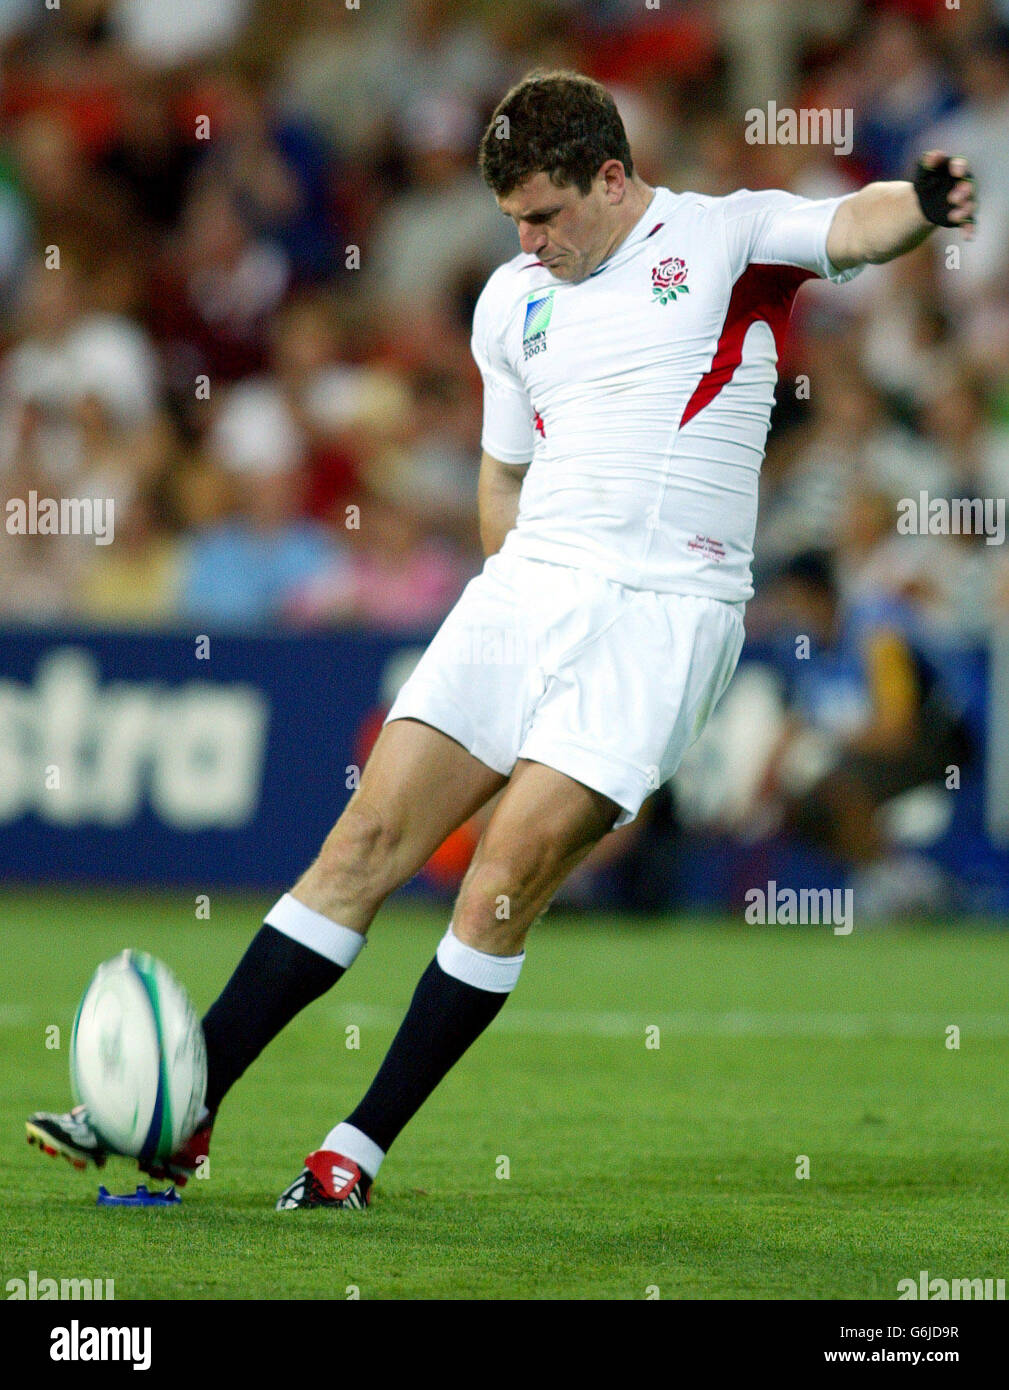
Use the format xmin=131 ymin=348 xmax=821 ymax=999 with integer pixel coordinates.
xmin=826 ymin=151 xmax=977 ymax=271
xmin=478 ymin=449 xmax=529 ymax=557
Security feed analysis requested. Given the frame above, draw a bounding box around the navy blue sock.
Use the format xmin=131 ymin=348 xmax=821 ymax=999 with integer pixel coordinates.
xmin=345 ymin=958 xmax=508 ymax=1154
xmin=202 ymin=926 xmax=345 ymax=1113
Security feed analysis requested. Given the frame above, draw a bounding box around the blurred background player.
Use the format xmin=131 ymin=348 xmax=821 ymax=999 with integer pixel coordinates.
xmin=761 ymin=548 xmax=976 ymax=917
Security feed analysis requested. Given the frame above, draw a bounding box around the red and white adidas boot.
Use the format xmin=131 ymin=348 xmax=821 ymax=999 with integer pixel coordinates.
xmin=275 ymin=1150 xmax=372 ymax=1210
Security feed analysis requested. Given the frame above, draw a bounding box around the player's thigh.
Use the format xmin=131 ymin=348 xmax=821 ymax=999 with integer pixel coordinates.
xmin=452 ymin=758 xmax=620 ymax=951
xmin=296 ymin=718 xmax=507 ymax=925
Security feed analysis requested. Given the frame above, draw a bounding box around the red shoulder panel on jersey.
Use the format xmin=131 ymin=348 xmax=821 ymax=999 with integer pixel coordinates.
xmin=678 ymin=263 xmax=814 ymax=430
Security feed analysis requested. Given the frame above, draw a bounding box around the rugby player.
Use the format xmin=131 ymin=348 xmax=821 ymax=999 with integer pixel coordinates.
xmin=28 ymin=72 xmax=977 ymax=1209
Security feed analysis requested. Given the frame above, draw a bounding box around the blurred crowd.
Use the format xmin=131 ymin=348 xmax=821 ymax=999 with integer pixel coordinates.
xmin=1 ymin=0 xmax=1009 ymax=637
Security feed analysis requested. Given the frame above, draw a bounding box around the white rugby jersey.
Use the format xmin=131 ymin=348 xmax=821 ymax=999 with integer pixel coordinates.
xmin=471 ymin=185 xmax=862 ymax=601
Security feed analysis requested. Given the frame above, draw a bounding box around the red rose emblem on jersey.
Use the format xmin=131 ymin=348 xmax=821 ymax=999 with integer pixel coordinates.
xmin=652 ymin=256 xmax=689 ymax=304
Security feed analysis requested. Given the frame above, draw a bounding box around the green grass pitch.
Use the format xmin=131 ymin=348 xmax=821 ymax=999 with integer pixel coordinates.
xmin=2 ymin=889 xmax=1007 ymax=1300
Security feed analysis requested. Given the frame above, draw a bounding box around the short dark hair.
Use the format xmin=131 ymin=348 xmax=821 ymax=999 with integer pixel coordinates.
xmin=478 ymin=69 xmax=634 ymax=198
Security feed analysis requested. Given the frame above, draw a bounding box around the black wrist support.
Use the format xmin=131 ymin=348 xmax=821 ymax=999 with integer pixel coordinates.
xmin=913 ymin=156 xmax=973 ymax=227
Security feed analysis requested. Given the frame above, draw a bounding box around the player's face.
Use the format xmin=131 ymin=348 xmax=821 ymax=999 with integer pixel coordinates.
xmin=497 ymin=171 xmax=617 ymax=283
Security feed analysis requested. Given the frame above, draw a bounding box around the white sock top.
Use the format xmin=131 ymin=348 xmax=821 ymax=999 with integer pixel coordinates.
xmin=264 ymin=893 xmax=366 ymax=969
xmin=436 ymin=924 xmax=524 ymax=994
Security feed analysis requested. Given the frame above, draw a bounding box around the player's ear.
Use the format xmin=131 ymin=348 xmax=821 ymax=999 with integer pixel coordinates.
xmin=598 ymin=158 xmax=627 ymax=202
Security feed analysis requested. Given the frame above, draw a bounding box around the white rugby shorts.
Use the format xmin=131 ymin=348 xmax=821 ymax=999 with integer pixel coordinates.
xmin=385 ymin=552 xmax=745 ymax=826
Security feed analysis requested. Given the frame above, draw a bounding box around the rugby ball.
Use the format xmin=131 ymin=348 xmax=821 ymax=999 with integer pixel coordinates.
xmin=70 ymin=950 xmax=207 ymax=1162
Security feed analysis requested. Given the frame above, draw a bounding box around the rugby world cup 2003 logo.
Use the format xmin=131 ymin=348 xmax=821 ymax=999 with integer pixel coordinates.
xmin=651 ymin=256 xmax=689 ymax=304
xmin=523 ymin=288 xmax=556 ymax=359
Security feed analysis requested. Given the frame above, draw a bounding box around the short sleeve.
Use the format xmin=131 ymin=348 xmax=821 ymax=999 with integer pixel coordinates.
xmin=721 ymin=189 xmax=864 ymax=285
xmin=471 ymin=277 xmax=536 ymax=465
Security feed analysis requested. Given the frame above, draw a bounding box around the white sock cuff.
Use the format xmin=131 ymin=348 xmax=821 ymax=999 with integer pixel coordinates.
xmin=436 ymin=924 xmax=524 ymax=994
xmin=322 ymin=1122 xmax=386 ymax=1180
xmin=264 ymin=893 xmax=366 ymax=969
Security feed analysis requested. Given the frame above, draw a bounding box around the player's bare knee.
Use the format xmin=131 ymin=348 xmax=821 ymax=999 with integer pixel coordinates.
xmin=452 ymin=856 xmax=541 ymax=951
